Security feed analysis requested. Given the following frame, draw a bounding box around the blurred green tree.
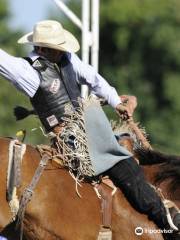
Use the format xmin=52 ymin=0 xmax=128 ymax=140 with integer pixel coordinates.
xmin=99 ymin=0 xmax=180 ymax=153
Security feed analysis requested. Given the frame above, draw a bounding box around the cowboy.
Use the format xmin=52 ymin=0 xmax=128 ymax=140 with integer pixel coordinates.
xmin=0 ymin=20 xmax=179 ymax=239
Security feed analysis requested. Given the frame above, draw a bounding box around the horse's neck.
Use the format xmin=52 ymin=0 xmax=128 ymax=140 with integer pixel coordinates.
xmin=142 ymin=161 xmax=180 ymax=209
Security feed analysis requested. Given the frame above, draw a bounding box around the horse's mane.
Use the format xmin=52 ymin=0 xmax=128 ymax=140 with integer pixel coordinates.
xmin=135 ymin=148 xmax=180 ymax=192
xmin=155 ymin=159 xmax=180 ymax=192
xmin=112 ymin=119 xmax=180 ymax=193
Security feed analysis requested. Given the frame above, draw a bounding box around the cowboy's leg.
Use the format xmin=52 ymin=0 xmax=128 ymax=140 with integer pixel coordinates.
xmin=105 ymin=157 xmax=179 ymax=233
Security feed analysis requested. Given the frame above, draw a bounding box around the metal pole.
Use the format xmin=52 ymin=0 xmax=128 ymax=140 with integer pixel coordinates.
xmin=53 ymin=0 xmax=100 ymax=99
xmin=53 ymin=0 xmax=82 ymax=29
xmin=81 ymin=0 xmax=90 ymax=99
xmin=91 ymin=0 xmax=99 ymax=72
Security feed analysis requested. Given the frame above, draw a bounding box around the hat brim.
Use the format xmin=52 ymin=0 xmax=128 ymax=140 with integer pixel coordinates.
xmin=18 ymin=29 xmax=80 ymax=53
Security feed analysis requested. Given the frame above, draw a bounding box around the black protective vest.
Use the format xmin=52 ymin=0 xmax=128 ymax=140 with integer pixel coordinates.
xmin=29 ymin=55 xmax=81 ymax=131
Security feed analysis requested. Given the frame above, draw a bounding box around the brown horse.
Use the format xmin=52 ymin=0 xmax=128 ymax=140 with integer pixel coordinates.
xmin=0 ymin=137 xmax=179 ymax=240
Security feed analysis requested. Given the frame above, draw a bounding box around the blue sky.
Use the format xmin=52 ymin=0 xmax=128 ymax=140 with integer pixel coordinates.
xmin=9 ymin=0 xmax=60 ymax=31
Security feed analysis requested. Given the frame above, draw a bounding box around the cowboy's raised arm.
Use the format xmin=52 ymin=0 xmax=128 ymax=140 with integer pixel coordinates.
xmin=69 ymin=52 xmax=122 ymax=108
xmin=70 ymin=53 xmax=138 ymax=118
xmin=0 ymin=48 xmax=40 ymax=97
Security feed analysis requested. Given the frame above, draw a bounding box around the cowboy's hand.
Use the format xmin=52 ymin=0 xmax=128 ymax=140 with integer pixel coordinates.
xmin=115 ymin=103 xmax=131 ymax=120
xmin=120 ymin=95 xmax=137 ymax=117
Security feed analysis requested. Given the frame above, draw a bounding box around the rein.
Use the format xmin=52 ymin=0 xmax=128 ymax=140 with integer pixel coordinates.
xmin=127 ymin=117 xmax=152 ymax=149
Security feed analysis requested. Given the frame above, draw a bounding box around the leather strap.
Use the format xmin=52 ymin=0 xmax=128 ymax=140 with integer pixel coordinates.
xmin=14 ymin=143 xmax=23 ymax=188
xmin=95 ymin=183 xmax=114 ymax=228
xmin=7 ymin=140 xmax=26 ymax=202
xmin=127 ymin=118 xmax=152 ymax=149
xmin=16 ymin=153 xmax=51 ymax=240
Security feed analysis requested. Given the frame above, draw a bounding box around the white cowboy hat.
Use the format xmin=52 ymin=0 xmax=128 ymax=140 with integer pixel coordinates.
xmin=18 ymin=20 xmax=80 ymax=53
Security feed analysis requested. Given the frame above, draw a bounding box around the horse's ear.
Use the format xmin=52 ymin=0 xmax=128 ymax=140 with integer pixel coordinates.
xmin=14 ymin=106 xmax=36 ymax=120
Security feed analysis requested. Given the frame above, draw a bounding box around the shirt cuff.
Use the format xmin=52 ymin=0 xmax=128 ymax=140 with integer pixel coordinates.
xmin=109 ymin=96 xmax=122 ymax=108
